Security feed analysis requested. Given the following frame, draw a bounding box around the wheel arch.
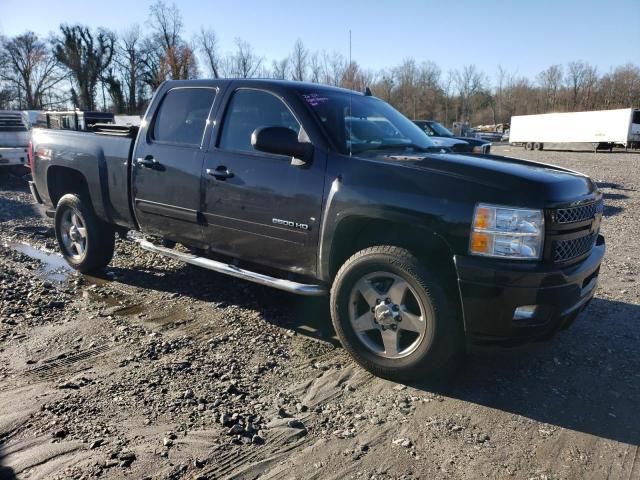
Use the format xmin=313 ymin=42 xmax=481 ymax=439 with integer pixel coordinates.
xmin=327 ymin=214 xmax=457 ymax=285
xmin=46 ymin=166 xmax=94 ymax=210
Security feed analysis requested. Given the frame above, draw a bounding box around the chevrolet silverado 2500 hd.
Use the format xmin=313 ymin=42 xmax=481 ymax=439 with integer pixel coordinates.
xmin=29 ymin=79 xmax=605 ymax=380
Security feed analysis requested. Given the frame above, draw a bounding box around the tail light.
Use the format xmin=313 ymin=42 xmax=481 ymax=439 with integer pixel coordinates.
xmin=27 ymin=141 xmax=33 ymax=170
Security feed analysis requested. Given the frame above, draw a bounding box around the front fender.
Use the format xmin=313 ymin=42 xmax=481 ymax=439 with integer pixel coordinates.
xmin=317 ymin=176 xmax=457 ymax=282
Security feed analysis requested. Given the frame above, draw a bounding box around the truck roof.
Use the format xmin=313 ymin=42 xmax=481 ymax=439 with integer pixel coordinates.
xmin=161 ymin=78 xmax=365 ymax=96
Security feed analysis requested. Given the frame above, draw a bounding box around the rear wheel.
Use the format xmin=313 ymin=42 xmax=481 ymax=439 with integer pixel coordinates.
xmin=330 ymin=246 xmax=463 ymax=381
xmin=533 ymin=142 xmax=543 ymax=151
xmin=525 ymin=142 xmax=532 ymax=150
xmin=54 ymin=193 xmax=115 ymax=273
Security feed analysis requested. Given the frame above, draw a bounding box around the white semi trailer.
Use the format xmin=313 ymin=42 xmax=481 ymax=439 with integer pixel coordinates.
xmin=509 ymin=108 xmax=640 ymax=151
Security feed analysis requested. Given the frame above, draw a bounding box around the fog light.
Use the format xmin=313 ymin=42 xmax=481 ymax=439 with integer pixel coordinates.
xmin=514 ymin=305 xmax=537 ymax=321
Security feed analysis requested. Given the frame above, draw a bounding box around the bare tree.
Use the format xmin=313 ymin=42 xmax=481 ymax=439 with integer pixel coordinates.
xmin=271 ymin=57 xmax=289 ymax=80
xmin=102 ymin=68 xmax=126 ymax=112
xmin=375 ymin=69 xmax=395 ymax=103
xmin=605 ymin=64 xmax=640 ymax=107
xmin=197 ymin=27 xmax=221 ymax=78
xmin=393 ymin=58 xmax=419 ymax=118
xmin=229 ymin=39 xmax=262 ymax=78
xmin=581 ymin=63 xmax=598 ymax=110
xmin=537 ymin=64 xmax=563 ymax=111
xmin=114 ymin=25 xmax=146 ymax=112
xmin=454 ymin=65 xmax=485 ymax=122
xmin=321 ymin=51 xmax=346 ymax=86
xmin=149 ymin=0 xmax=182 ymax=53
xmin=290 ymin=39 xmax=308 ymax=81
xmin=0 ymin=32 xmax=63 ymax=109
xmin=565 ymin=60 xmax=588 ymax=110
xmin=54 ymin=25 xmax=115 ymax=110
xmin=147 ymin=0 xmax=197 ymax=80
xmin=308 ymin=52 xmax=322 ymax=83
xmin=140 ymin=37 xmax=168 ymax=90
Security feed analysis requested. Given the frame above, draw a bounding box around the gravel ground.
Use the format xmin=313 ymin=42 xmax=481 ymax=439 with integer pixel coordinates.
xmin=0 ymin=146 xmax=638 ymax=480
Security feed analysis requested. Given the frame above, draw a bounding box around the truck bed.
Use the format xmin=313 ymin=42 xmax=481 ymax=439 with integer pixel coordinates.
xmin=31 ymin=128 xmax=136 ymax=229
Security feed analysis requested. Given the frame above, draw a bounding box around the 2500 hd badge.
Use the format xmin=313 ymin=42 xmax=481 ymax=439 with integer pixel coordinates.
xmin=272 ymin=218 xmax=309 ymax=230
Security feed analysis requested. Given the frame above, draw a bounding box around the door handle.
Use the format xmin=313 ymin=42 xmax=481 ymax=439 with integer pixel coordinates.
xmin=136 ymin=155 xmax=159 ymax=168
xmin=206 ymin=166 xmax=234 ymax=180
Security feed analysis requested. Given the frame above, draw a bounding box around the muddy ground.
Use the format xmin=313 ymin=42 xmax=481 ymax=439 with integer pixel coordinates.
xmin=0 ymin=145 xmax=638 ymax=480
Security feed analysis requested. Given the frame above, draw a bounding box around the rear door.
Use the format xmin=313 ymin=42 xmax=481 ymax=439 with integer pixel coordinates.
xmin=133 ymin=87 xmax=217 ymax=244
xmin=200 ymin=87 xmax=326 ymax=276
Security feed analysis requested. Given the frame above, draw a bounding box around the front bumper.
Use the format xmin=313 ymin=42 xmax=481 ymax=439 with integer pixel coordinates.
xmin=455 ymin=234 xmax=605 ymax=343
xmin=0 ymin=147 xmax=29 ymax=167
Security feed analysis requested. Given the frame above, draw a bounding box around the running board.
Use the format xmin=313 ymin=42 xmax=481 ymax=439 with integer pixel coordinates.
xmin=136 ymin=239 xmax=327 ymax=296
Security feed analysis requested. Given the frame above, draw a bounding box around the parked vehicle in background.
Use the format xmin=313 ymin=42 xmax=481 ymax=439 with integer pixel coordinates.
xmin=0 ymin=111 xmax=31 ymax=175
xmin=474 ymin=131 xmax=503 ymax=143
xmin=367 ymin=117 xmax=468 ymax=152
xmin=23 ymin=110 xmax=43 ymax=127
xmin=501 ymin=129 xmax=510 ymax=142
xmin=510 ymin=108 xmax=640 ymax=151
xmin=36 ymin=110 xmax=115 ymax=131
xmin=29 ymin=79 xmax=605 ymax=381
xmin=114 ymin=115 xmax=142 ymax=126
xmin=414 ymin=120 xmax=491 ymax=153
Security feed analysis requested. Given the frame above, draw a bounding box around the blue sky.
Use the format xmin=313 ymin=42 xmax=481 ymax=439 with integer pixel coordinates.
xmin=1 ymin=0 xmax=638 ymax=82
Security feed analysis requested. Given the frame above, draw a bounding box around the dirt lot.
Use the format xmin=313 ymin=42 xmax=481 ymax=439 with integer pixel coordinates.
xmin=0 ymin=145 xmax=639 ymax=480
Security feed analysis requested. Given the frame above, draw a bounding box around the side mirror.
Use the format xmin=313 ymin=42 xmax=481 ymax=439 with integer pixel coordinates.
xmin=251 ymin=126 xmax=313 ymax=166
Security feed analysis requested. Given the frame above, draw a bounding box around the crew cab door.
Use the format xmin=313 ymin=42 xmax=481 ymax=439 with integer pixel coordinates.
xmin=133 ymin=87 xmax=217 ymax=244
xmin=201 ymin=88 xmax=325 ymax=276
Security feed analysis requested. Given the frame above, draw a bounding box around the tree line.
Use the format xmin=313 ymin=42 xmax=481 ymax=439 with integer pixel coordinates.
xmin=1 ymin=1 xmax=638 ymax=127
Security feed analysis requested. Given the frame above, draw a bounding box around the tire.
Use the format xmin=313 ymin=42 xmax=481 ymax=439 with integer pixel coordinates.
xmin=54 ymin=193 xmax=115 ymax=273
xmin=533 ymin=142 xmax=543 ymax=151
xmin=330 ymin=246 xmax=463 ymax=381
xmin=525 ymin=142 xmax=532 ymax=150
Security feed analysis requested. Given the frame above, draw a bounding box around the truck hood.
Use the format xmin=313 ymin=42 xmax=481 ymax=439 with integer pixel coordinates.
xmin=374 ymin=151 xmax=598 ymax=206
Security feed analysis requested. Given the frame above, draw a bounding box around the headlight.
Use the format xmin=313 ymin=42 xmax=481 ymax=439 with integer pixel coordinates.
xmin=470 ymin=203 xmax=544 ymax=259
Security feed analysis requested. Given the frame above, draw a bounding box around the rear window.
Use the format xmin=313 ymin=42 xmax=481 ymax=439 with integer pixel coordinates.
xmin=633 ymin=111 xmax=640 ymax=124
xmin=0 ymin=112 xmax=28 ymax=132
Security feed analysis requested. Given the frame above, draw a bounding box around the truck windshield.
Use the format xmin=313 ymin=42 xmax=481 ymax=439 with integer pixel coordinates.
xmin=428 ymin=121 xmax=454 ymax=137
xmin=299 ymin=90 xmax=435 ymax=155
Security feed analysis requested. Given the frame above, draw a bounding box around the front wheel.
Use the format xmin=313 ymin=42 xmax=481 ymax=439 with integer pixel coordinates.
xmin=330 ymin=246 xmax=463 ymax=381
xmin=54 ymin=193 xmax=115 ymax=273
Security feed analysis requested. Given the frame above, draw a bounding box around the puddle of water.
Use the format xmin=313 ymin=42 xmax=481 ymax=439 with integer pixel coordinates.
xmin=5 ymin=240 xmax=74 ymax=282
xmin=4 ymin=240 xmax=111 ymax=286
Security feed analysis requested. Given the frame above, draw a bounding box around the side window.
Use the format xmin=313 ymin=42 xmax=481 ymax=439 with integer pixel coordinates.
xmin=152 ymin=88 xmax=216 ymax=146
xmin=219 ymin=89 xmax=300 ymax=153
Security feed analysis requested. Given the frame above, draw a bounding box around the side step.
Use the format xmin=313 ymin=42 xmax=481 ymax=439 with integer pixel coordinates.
xmin=136 ymin=239 xmax=327 ymax=296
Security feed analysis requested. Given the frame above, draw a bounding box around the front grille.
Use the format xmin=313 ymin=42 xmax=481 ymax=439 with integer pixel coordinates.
xmin=553 ymin=234 xmax=596 ymax=262
xmin=547 ymin=197 xmax=603 ymax=263
xmin=555 ymin=199 xmax=603 ymax=224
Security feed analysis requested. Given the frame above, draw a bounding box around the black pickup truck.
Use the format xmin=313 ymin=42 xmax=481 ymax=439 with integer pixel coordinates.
xmin=29 ymin=79 xmax=605 ymax=380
